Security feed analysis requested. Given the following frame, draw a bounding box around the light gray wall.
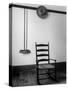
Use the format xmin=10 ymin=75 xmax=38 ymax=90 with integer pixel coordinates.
xmin=10 ymin=4 xmax=66 ymax=66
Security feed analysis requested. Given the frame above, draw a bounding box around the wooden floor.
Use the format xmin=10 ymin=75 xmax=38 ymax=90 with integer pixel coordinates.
xmin=12 ymin=68 xmax=66 ymax=87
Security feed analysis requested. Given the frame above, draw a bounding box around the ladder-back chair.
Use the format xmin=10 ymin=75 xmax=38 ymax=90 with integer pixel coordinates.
xmin=35 ymin=42 xmax=57 ymax=85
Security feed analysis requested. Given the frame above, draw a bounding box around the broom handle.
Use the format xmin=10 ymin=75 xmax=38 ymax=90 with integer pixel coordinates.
xmin=24 ymin=9 xmax=28 ymax=50
xmin=25 ymin=9 xmax=28 ymax=50
xmin=24 ymin=8 xmax=26 ymax=50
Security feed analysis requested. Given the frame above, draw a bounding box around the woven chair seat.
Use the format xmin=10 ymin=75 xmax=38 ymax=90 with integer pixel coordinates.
xmin=38 ymin=64 xmax=55 ymax=69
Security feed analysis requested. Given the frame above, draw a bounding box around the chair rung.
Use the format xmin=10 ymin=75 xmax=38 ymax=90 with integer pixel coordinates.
xmin=36 ymin=44 xmax=48 ymax=47
xmin=37 ymin=49 xmax=48 ymax=52
xmin=38 ymin=68 xmax=55 ymax=70
xmin=37 ymin=54 xmax=48 ymax=57
xmin=39 ymin=73 xmax=48 ymax=75
xmin=39 ymin=77 xmax=49 ymax=80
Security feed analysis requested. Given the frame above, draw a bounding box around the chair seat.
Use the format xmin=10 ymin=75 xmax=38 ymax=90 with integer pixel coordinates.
xmin=38 ymin=64 xmax=55 ymax=69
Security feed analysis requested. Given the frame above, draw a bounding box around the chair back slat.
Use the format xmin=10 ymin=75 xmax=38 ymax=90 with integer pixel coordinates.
xmin=38 ymin=59 xmax=49 ymax=62
xmin=36 ymin=44 xmax=48 ymax=47
xmin=37 ymin=54 xmax=48 ymax=57
xmin=37 ymin=49 xmax=48 ymax=51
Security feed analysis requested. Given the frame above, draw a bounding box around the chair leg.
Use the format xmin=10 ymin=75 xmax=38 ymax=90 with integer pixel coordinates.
xmin=55 ymin=68 xmax=56 ymax=80
xmin=54 ymin=63 xmax=58 ymax=82
xmin=37 ymin=68 xmax=41 ymax=85
xmin=54 ymin=68 xmax=59 ymax=82
xmin=37 ymin=78 xmax=41 ymax=85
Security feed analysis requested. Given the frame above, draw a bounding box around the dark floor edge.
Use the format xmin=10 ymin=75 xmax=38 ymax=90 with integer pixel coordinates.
xmin=9 ymin=62 xmax=66 ymax=86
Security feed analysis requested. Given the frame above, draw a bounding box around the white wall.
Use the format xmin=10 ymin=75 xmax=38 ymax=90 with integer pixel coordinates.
xmin=11 ymin=4 xmax=66 ymax=66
